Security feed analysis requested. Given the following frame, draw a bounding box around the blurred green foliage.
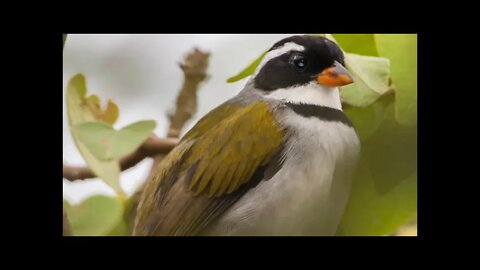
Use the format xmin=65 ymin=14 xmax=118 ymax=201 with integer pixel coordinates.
xmin=64 ymin=196 xmax=125 ymax=236
xmin=64 ymin=34 xmax=417 ymax=236
xmin=333 ymin=34 xmax=378 ymax=56
xmin=338 ymin=34 xmax=417 ymax=235
xmin=375 ymin=34 xmax=417 ymax=126
xmin=339 ymin=94 xmax=417 ymax=235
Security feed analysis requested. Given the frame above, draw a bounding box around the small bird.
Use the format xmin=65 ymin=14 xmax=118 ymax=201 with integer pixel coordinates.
xmin=134 ymin=35 xmax=360 ymax=236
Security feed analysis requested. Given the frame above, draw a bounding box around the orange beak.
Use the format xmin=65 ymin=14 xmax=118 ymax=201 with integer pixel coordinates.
xmin=317 ymin=61 xmax=354 ymax=87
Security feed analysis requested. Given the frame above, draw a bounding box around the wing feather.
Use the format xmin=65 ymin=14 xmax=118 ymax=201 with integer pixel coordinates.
xmin=133 ymin=101 xmax=285 ymax=236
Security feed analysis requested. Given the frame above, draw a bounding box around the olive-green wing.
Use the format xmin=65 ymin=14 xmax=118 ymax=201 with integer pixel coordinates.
xmin=133 ymin=101 xmax=285 ymax=236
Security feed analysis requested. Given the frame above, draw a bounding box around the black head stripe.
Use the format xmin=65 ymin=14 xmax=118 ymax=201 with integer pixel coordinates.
xmin=254 ymin=52 xmax=312 ymax=91
xmin=255 ymin=35 xmax=345 ymax=91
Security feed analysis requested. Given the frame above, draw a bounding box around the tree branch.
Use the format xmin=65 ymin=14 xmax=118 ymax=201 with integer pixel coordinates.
xmin=63 ymin=135 xmax=179 ymax=181
xmin=167 ymin=48 xmax=210 ymax=137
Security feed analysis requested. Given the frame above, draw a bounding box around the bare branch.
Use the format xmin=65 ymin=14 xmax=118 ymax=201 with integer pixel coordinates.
xmin=167 ymin=48 xmax=210 ymax=137
xmin=63 ymin=135 xmax=179 ymax=181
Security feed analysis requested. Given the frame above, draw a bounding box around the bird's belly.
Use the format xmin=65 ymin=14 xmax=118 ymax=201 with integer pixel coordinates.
xmin=202 ymin=116 xmax=359 ymax=236
xmin=202 ymin=161 xmax=340 ymax=235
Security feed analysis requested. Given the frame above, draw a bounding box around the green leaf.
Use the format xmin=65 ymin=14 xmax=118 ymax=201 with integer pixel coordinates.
xmin=365 ymin=109 xmax=417 ymax=194
xmin=375 ymin=34 xmax=417 ymax=126
xmin=341 ymin=53 xmax=391 ymax=107
xmin=344 ymin=94 xmax=393 ymax=142
xmin=64 ymin=196 xmax=124 ymax=236
xmin=74 ymin=120 xmax=156 ymax=161
xmin=66 ymin=74 xmax=121 ymax=192
xmin=107 ymin=219 xmax=130 ymax=236
xmin=332 ymin=34 xmax=378 ymax=56
xmin=337 ymin=97 xmax=417 ymax=235
xmin=227 ymin=51 xmax=267 ymax=83
xmin=337 ymin=164 xmax=417 ymax=236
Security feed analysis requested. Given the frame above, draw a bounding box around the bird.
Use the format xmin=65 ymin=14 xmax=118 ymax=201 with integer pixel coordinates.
xmin=133 ymin=35 xmax=360 ymax=236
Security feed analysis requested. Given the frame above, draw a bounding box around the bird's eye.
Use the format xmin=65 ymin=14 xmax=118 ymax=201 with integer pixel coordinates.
xmin=290 ymin=53 xmax=307 ymax=70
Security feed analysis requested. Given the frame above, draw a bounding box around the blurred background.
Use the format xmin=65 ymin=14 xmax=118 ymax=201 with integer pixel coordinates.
xmin=63 ymin=34 xmax=294 ymax=204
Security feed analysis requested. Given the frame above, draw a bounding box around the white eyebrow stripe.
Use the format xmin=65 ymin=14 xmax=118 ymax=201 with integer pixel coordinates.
xmin=252 ymin=42 xmax=305 ymax=78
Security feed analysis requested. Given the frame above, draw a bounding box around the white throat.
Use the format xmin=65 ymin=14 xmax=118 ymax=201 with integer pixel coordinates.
xmin=263 ymin=82 xmax=343 ymax=110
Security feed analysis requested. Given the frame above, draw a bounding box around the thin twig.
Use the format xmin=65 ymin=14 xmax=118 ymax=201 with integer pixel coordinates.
xmin=63 ymin=135 xmax=178 ymax=181
xmin=167 ymin=48 xmax=210 ymax=137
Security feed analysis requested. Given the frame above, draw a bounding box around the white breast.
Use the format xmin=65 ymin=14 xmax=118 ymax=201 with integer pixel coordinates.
xmin=203 ymin=111 xmax=360 ymax=236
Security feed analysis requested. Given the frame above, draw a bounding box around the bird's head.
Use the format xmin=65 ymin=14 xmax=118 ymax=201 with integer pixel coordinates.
xmin=249 ymin=35 xmax=353 ymax=109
